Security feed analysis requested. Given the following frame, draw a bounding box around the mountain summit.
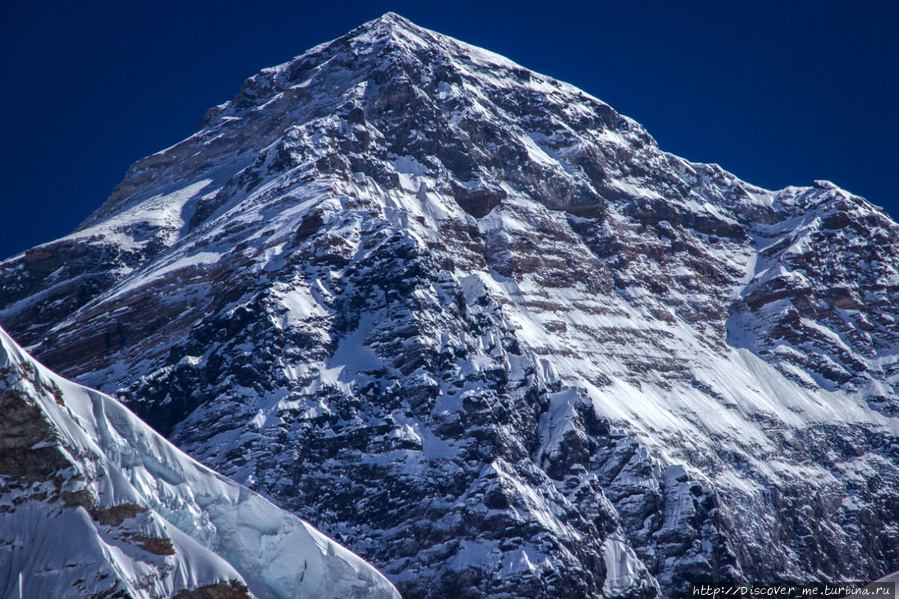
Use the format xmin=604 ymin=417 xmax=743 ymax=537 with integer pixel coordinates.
xmin=2 ymin=13 xmax=898 ymax=599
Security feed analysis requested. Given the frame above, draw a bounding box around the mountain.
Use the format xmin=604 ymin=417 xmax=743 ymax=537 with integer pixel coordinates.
xmin=2 ymin=12 xmax=898 ymax=598
xmin=0 ymin=326 xmax=400 ymax=599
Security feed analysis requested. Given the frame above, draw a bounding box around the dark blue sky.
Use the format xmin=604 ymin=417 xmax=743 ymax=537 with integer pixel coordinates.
xmin=2 ymin=1 xmax=897 ymax=260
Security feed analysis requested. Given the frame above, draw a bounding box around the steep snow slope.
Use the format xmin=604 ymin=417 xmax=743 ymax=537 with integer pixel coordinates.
xmin=0 ymin=326 xmax=400 ymax=599
xmin=1 ymin=13 xmax=898 ymax=599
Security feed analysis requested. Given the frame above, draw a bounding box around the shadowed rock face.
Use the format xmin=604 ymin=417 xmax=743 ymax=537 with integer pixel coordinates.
xmin=2 ymin=13 xmax=899 ymax=599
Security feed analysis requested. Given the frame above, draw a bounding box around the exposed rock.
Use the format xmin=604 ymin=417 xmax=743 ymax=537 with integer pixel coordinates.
xmin=172 ymin=581 xmax=252 ymax=599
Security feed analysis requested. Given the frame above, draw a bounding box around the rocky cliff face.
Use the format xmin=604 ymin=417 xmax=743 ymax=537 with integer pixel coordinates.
xmin=1 ymin=13 xmax=898 ymax=599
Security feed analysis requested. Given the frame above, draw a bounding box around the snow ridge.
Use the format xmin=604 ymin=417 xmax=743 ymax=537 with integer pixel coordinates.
xmin=0 ymin=327 xmax=400 ymax=599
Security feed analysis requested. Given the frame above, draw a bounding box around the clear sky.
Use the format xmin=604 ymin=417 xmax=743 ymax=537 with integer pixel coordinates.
xmin=1 ymin=0 xmax=897 ymax=260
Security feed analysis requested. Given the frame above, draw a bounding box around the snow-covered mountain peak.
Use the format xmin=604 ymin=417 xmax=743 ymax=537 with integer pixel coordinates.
xmin=343 ymin=11 xmax=441 ymax=48
xmin=78 ymin=13 xmax=641 ymax=235
xmin=2 ymin=15 xmax=898 ymax=599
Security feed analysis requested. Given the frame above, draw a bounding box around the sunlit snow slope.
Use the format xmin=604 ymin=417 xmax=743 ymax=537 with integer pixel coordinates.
xmin=0 ymin=327 xmax=400 ymax=599
xmin=1 ymin=13 xmax=898 ymax=599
